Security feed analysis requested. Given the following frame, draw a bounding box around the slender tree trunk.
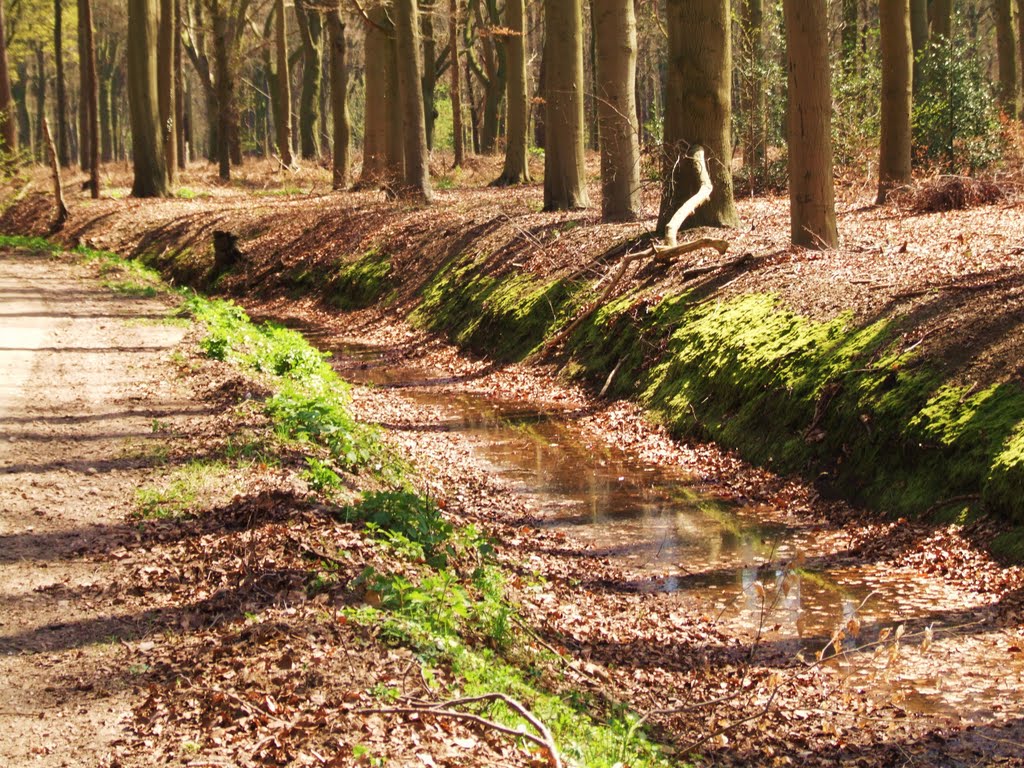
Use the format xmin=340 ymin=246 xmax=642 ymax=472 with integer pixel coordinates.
xmin=543 ymin=0 xmax=589 ymax=210
xmin=783 ymin=0 xmax=837 ymax=248
xmin=421 ymin=0 xmax=436 ymax=149
xmin=34 ymin=47 xmax=47 ymax=163
xmin=910 ymin=0 xmax=928 ymax=94
xmin=326 ymin=10 xmax=349 ymax=188
xmin=55 ymin=0 xmax=70 ymax=166
xmin=13 ymin=68 xmax=31 ymax=156
xmin=593 ymin=0 xmax=639 ymax=219
xmin=82 ymin=0 xmax=100 ymax=196
xmin=996 ymin=0 xmax=1018 ymax=116
xmin=659 ymin=0 xmax=736 ymax=230
xmin=159 ymin=0 xmax=177 ymax=184
xmin=294 ymin=0 xmax=323 ymax=159
xmin=841 ymin=0 xmax=858 ymax=64
xmin=741 ymin=0 xmax=766 ymax=186
xmin=394 ymin=0 xmax=433 ymax=200
xmin=449 ymin=0 xmax=465 ymax=166
xmin=877 ymin=0 xmax=913 ymax=203
xmin=1017 ymin=0 xmax=1024 ymax=115
xmin=930 ymin=0 xmax=952 ymax=39
xmin=533 ymin=38 xmax=545 ymax=148
xmin=100 ymin=74 xmax=113 ymax=162
xmin=212 ymin=0 xmax=232 ymax=179
xmin=78 ymin=0 xmax=91 ymax=169
xmin=175 ymin=0 xmax=186 ymax=168
xmin=385 ymin=21 xmax=405 ymax=182
xmin=275 ymin=0 xmax=293 ymax=166
xmin=128 ymin=0 xmax=169 ymax=196
xmin=357 ymin=9 xmax=391 ymax=186
xmin=494 ymin=0 xmax=530 ymax=185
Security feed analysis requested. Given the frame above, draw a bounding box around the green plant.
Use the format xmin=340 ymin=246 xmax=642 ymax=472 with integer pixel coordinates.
xmin=346 ymin=491 xmax=453 ymax=567
xmin=303 ymin=456 xmax=343 ymax=494
xmin=831 ymin=28 xmax=883 ymax=167
xmin=913 ymin=34 xmax=1004 ymax=171
xmin=134 ymin=460 xmax=229 ymax=518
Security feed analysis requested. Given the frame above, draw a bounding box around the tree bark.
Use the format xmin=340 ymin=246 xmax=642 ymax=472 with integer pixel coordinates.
xmin=494 ymin=0 xmax=531 ymax=185
xmin=175 ymin=0 xmax=186 ymax=168
xmin=78 ymin=0 xmax=92 ymax=169
xmin=783 ymin=0 xmax=837 ymax=248
xmin=34 ymin=47 xmax=47 ymax=163
xmin=43 ymin=118 xmax=69 ymax=227
xmin=394 ymin=0 xmax=433 ymax=200
xmin=930 ymin=0 xmax=952 ymax=39
xmin=995 ymin=0 xmax=1018 ymax=116
xmin=543 ymin=0 xmax=589 ymax=210
xmin=877 ymin=0 xmax=913 ymax=203
xmin=294 ymin=0 xmax=323 ymax=159
xmin=1017 ymin=0 xmax=1024 ymax=116
xmin=356 ymin=8 xmax=394 ymax=187
xmin=740 ymin=0 xmax=766 ymax=186
xmin=450 ymin=0 xmax=465 ymax=166
xmin=421 ymin=0 xmax=437 ymax=149
xmin=55 ymin=0 xmax=71 ymax=166
xmin=592 ymin=0 xmax=639 ymax=219
xmin=128 ymin=0 xmax=169 ymax=196
xmin=274 ymin=0 xmax=293 ymax=166
xmin=159 ymin=0 xmax=177 ymax=184
xmin=212 ymin=0 xmax=232 ymax=179
xmin=910 ymin=0 xmax=928 ymax=94
xmin=326 ymin=10 xmax=349 ymax=188
xmin=82 ymin=0 xmax=100 ymax=197
xmin=658 ymin=0 xmax=736 ymax=231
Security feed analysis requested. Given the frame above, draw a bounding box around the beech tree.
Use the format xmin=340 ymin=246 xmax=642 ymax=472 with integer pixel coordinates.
xmin=593 ymin=0 xmax=639 ymax=220
xmin=82 ymin=0 xmax=99 ymax=195
xmin=54 ymin=0 xmax=70 ymax=166
xmin=0 ymin=0 xmax=16 ymax=153
xmin=658 ymin=0 xmax=736 ymax=230
xmin=877 ymin=0 xmax=912 ymax=203
xmin=294 ymin=0 xmax=322 ymax=159
xmin=494 ymin=0 xmax=530 ymax=185
xmin=783 ymin=0 xmax=837 ymax=248
xmin=910 ymin=0 xmax=928 ymax=92
xmin=158 ymin=0 xmax=177 ymax=182
xmin=995 ymin=0 xmax=1017 ymax=116
xmin=128 ymin=0 xmax=168 ymax=196
xmin=395 ymin=0 xmax=432 ymax=200
xmin=543 ymin=0 xmax=589 ymax=210
xmin=449 ymin=0 xmax=465 ymax=167
xmin=326 ymin=8 xmax=349 ymax=188
xmin=274 ymin=0 xmax=293 ymax=167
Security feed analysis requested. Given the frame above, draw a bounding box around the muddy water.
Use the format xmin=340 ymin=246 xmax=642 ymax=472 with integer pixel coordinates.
xmin=323 ymin=339 xmax=1020 ymax=724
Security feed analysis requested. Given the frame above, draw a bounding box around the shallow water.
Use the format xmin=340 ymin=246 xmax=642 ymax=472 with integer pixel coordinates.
xmin=319 ymin=336 xmax=1021 ymax=723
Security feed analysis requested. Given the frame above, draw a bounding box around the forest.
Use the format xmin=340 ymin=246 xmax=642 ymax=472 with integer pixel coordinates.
xmin=1 ymin=0 xmax=1024 ymax=765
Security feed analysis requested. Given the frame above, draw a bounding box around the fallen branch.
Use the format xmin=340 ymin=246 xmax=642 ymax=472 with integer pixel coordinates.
xmin=356 ymin=693 xmax=562 ymax=767
xmin=536 ymin=146 xmax=731 ymax=357
xmin=679 ymin=686 xmax=779 ymax=756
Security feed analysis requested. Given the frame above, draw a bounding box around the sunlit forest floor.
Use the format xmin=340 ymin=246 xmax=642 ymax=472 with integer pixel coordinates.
xmin=2 ymin=156 xmax=1024 ymax=765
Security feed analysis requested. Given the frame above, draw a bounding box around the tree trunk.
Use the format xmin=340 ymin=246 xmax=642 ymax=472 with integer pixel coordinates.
xmin=841 ymin=0 xmax=858 ymax=65
xmin=326 ymin=10 xmax=349 ymax=188
xmin=212 ymin=0 xmax=232 ymax=179
xmin=294 ymin=0 xmax=323 ymax=159
xmin=421 ymin=0 xmax=437 ymax=149
xmin=930 ymin=0 xmax=952 ymax=39
xmin=1017 ymin=0 xmax=1024 ymax=116
xmin=175 ymin=0 xmax=186 ymax=168
xmin=450 ymin=0 xmax=465 ymax=166
xmin=356 ymin=8 xmax=396 ymax=186
xmin=128 ymin=0 xmax=169 ymax=196
xmin=78 ymin=0 xmax=92 ymax=169
xmin=593 ymin=0 xmax=639 ymax=219
xmin=543 ymin=0 xmax=589 ymax=210
xmin=55 ymin=0 xmax=71 ymax=166
xmin=394 ymin=0 xmax=433 ymax=200
xmin=159 ymin=0 xmax=177 ymax=184
xmin=100 ymin=74 xmax=112 ymax=162
xmin=877 ymin=0 xmax=913 ymax=203
xmin=533 ymin=37 xmax=545 ymax=149
xmin=35 ymin=47 xmax=47 ymax=163
xmin=740 ymin=0 xmax=767 ymax=186
xmin=783 ymin=0 xmax=837 ymax=248
xmin=81 ymin=0 xmax=100 ymax=196
xmin=275 ymin=0 xmax=294 ymax=166
xmin=494 ymin=0 xmax=531 ymax=185
xmin=910 ymin=0 xmax=928 ymax=94
xmin=996 ymin=0 xmax=1018 ymax=116
xmin=13 ymin=67 xmax=31 ymax=156
xmin=658 ymin=0 xmax=736 ymax=231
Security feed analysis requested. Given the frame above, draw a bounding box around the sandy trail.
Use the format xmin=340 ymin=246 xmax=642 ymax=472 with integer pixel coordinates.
xmin=0 ymin=251 xmax=188 ymax=767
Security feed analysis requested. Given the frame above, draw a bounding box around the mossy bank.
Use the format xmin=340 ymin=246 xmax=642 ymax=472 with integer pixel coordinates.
xmin=2 ymin=187 xmax=1021 ymax=558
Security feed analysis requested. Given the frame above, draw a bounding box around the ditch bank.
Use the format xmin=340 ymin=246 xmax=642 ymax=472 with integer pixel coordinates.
xmin=3 ymin=181 xmax=1023 ymax=553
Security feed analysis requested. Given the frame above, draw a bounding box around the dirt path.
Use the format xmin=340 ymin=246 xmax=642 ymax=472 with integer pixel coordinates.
xmin=0 ymin=251 xmax=189 ymax=767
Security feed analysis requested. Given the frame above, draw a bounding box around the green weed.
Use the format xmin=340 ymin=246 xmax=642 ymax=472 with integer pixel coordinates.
xmin=134 ymin=460 xmax=230 ymax=519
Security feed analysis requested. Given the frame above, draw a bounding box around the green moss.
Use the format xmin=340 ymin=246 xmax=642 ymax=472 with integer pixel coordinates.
xmin=137 ymin=245 xmax=212 ymax=288
xmin=566 ymin=291 xmax=1024 ymax=523
xmin=412 ymin=254 xmax=587 ymax=361
xmin=326 ymin=249 xmax=394 ymax=309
